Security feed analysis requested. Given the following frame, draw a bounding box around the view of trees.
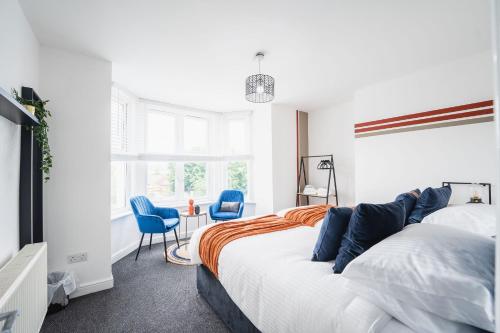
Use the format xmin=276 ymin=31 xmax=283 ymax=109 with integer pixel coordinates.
xmin=147 ymin=162 xmax=175 ymax=201
xmin=145 ymin=161 xmax=246 ymax=202
xmin=184 ymin=162 xmax=207 ymax=197
xmin=228 ymin=161 xmax=248 ymax=194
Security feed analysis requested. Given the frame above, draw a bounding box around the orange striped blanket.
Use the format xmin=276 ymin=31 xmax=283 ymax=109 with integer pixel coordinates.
xmin=199 ymin=205 xmax=331 ymax=277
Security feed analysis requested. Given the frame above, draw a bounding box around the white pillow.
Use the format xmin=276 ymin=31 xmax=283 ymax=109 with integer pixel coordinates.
xmin=342 ymin=223 xmax=495 ymax=332
xmin=344 ymin=279 xmax=482 ymax=333
xmin=422 ymin=204 xmax=496 ymax=237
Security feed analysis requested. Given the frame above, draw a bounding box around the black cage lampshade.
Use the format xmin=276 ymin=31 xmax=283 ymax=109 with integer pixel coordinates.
xmin=245 ymin=52 xmax=275 ymax=103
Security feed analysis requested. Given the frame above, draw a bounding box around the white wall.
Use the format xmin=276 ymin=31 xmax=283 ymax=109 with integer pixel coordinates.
xmin=40 ymin=46 xmax=113 ymax=297
xmin=252 ymin=104 xmax=274 ymax=214
xmin=0 ymin=0 xmax=39 ymax=268
xmin=354 ymin=52 xmax=496 ymax=204
xmin=271 ymin=104 xmax=298 ymax=211
xmin=308 ymin=102 xmax=355 ymax=206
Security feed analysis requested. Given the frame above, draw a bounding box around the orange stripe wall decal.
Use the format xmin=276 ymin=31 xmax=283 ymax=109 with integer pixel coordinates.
xmin=354 ymin=100 xmax=494 ymax=138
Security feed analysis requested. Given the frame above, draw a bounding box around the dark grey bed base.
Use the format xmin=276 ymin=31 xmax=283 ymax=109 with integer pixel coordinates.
xmin=196 ymin=265 xmax=261 ymax=333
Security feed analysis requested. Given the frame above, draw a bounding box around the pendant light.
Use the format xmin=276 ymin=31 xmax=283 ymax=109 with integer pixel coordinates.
xmin=245 ymin=52 xmax=275 ymax=103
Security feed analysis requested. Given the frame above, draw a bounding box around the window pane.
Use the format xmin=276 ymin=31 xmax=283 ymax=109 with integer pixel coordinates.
xmin=227 ymin=119 xmax=247 ymax=154
xmin=227 ymin=161 xmax=248 ymax=195
xmin=147 ymin=163 xmax=176 ymax=201
xmin=184 ymin=116 xmax=208 ymax=153
xmin=184 ymin=162 xmax=207 ymax=198
xmin=111 ymin=101 xmax=128 ymax=153
xmin=111 ymin=162 xmax=127 ymax=210
xmin=146 ymin=111 xmax=176 ymax=153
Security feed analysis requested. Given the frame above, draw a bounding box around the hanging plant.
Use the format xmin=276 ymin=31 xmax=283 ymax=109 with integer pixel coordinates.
xmin=12 ymin=89 xmax=53 ymax=182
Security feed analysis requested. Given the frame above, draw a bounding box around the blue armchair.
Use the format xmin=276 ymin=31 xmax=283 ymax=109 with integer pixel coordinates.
xmin=130 ymin=196 xmax=180 ymax=262
xmin=209 ymin=190 xmax=245 ymax=221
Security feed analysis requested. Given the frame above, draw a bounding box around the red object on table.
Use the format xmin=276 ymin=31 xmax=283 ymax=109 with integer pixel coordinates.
xmin=188 ymin=199 xmax=194 ymax=215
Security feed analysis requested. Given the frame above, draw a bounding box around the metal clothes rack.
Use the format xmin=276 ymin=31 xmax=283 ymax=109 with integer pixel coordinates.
xmin=296 ymin=154 xmax=338 ymax=206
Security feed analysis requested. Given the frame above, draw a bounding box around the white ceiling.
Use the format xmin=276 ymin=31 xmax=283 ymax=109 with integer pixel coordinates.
xmin=20 ymin=0 xmax=492 ymax=111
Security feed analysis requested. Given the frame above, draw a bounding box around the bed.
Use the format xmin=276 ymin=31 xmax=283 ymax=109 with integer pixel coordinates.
xmin=189 ymin=213 xmax=413 ymax=333
xmin=189 ymin=201 xmax=495 ymax=333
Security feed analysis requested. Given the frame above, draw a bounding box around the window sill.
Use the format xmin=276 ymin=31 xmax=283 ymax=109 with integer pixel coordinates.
xmin=111 ymin=211 xmax=133 ymax=221
xmin=111 ymin=200 xmax=256 ymax=222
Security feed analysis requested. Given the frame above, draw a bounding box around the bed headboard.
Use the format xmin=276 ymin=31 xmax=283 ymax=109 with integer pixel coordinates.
xmin=442 ymin=181 xmax=492 ymax=205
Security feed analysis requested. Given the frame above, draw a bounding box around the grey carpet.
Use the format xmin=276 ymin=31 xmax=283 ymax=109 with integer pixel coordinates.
xmin=41 ymin=242 xmax=229 ymax=333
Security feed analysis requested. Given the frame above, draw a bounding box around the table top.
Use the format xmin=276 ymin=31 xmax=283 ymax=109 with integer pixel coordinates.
xmin=180 ymin=211 xmax=207 ymax=217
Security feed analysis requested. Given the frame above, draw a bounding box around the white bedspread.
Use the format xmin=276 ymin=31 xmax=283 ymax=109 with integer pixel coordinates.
xmin=189 ymin=216 xmax=412 ymax=333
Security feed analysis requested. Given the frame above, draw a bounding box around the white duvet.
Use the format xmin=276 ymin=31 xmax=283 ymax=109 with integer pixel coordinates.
xmin=189 ymin=215 xmax=412 ymax=333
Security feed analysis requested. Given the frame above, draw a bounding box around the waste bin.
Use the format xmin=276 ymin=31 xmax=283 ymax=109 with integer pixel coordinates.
xmin=47 ymin=271 xmax=77 ymax=313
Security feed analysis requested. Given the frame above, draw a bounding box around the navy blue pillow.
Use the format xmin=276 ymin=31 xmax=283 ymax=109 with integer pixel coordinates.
xmin=333 ymin=201 xmax=405 ymax=274
xmin=312 ymin=207 xmax=353 ymax=262
xmin=395 ymin=189 xmax=421 ymax=225
xmin=408 ymin=186 xmax=452 ymax=224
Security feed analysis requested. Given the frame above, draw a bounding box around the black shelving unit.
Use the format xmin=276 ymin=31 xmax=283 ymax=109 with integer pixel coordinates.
xmin=19 ymin=86 xmax=44 ymax=247
xmin=0 ymin=87 xmax=39 ymax=126
xmin=0 ymin=86 xmax=43 ymax=248
xmin=296 ymin=154 xmax=338 ymax=206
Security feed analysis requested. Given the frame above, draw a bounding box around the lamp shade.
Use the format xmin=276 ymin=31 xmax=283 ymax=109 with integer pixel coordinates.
xmin=245 ymin=74 xmax=274 ymax=103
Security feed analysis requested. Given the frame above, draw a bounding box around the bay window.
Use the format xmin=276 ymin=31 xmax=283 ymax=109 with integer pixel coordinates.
xmin=110 ymin=87 xmax=252 ymax=216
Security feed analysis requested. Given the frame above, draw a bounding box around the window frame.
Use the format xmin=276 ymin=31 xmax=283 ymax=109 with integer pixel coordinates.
xmin=144 ymin=108 xmax=178 ymax=154
xmin=145 ymin=161 xmax=177 ymax=203
xmin=182 ymin=161 xmax=210 ymax=200
xmin=111 ymin=89 xmax=131 ymax=154
xmin=110 ymin=86 xmax=135 ymax=216
xmin=110 ymin=161 xmax=131 ymax=215
xmin=182 ymin=115 xmax=210 ymax=154
xmin=225 ymin=160 xmax=250 ymax=196
xmin=111 ymin=95 xmax=254 ymax=215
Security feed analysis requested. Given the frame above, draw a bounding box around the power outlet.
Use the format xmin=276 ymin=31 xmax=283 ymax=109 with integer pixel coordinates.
xmin=67 ymin=252 xmax=88 ymax=264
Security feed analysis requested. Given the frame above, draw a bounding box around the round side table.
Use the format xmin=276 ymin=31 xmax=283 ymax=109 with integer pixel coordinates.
xmin=179 ymin=211 xmax=208 ymax=241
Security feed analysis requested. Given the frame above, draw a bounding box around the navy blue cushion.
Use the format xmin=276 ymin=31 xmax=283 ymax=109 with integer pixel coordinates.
xmin=333 ymin=201 xmax=405 ymax=274
xmin=395 ymin=189 xmax=421 ymax=225
xmin=408 ymin=186 xmax=452 ymax=224
xmin=312 ymin=207 xmax=353 ymax=262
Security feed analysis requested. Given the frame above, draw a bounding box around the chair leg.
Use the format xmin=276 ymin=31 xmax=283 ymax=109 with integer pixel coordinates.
xmin=173 ymin=229 xmax=180 ymax=249
xmin=163 ymin=232 xmax=168 ymax=263
xmin=149 ymin=233 xmax=153 ymax=250
xmin=135 ymin=233 xmax=145 ymax=261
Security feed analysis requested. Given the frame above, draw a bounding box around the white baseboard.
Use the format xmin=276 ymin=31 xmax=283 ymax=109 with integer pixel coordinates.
xmin=71 ymin=275 xmax=114 ymax=298
xmin=111 ymin=231 xmax=194 ymax=264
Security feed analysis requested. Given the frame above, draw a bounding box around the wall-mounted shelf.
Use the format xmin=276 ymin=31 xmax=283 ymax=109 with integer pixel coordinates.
xmin=0 ymin=87 xmax=39 ymax=126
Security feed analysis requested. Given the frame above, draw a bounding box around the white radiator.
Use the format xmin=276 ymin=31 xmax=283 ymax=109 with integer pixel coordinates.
xmin=0 ymin=243 xmax=47 ymax=333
